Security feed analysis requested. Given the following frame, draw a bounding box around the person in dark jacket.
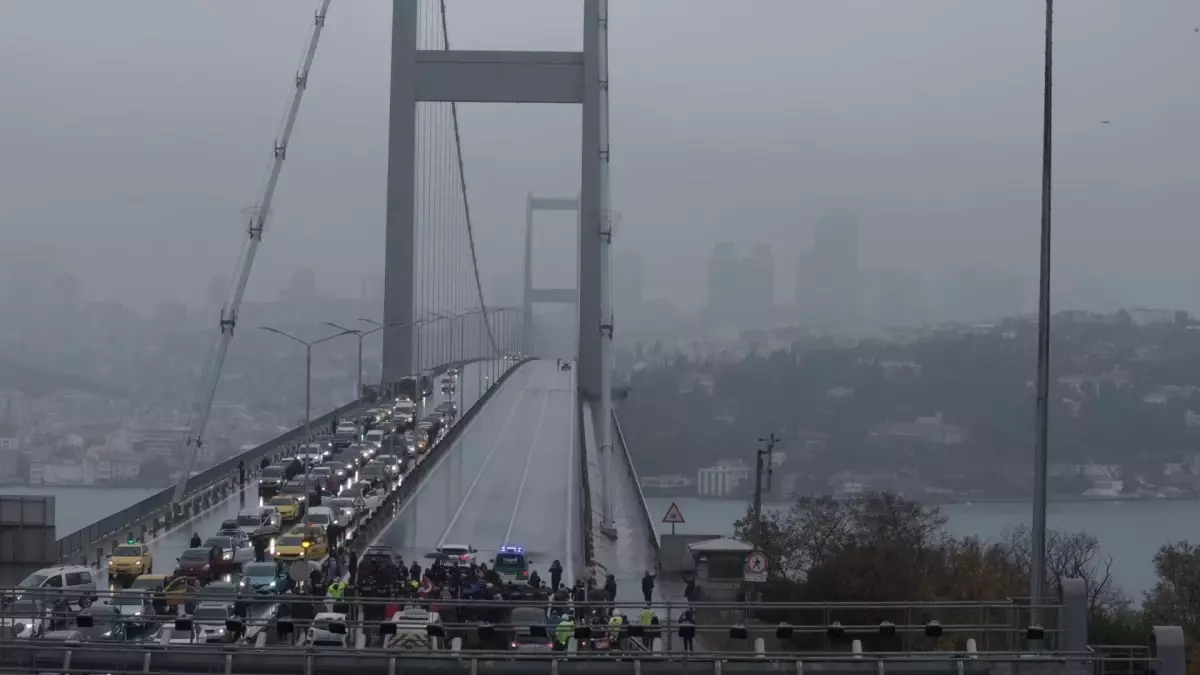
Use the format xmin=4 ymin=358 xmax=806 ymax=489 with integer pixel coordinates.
xmin=189 ymin=532 xmax=202 ymax=548
xmin=348 ymin=550 xmax=358 ymax=585
xmin=604 ymin=574 xmax=617 ymax=604
xmin=549 ymin=560 xmax=563 ymax=590
xmin=286 ymin=457 xmax=302 ymax=481
xmin=684 ymin=574 xmax=697 ymax=602
xmin=238 ymin=460 xmax=246 ymax=487
xmin=259 ymin=456 xmax=270 ymax=471
xmin=641 ymin=571 xmax=656 ymax=603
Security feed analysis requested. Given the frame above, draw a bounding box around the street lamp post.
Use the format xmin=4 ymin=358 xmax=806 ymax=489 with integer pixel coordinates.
xmin=258 ymin=326 xmax=354 ymax=458
xmin=323 ymin=320 xmax=412 ymax=403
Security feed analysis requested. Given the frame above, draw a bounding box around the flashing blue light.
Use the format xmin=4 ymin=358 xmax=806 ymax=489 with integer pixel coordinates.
xmin=499 ymin=546 xmax=524 ymax=554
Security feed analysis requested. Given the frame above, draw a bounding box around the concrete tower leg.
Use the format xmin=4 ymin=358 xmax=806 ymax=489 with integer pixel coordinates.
xmin=382 ymin=0 xmax=418 ymax=385
xmin=523 ymin=193 xmax=536 ymax=355
xmin=576 ymin=0 xmax=603 ymax=402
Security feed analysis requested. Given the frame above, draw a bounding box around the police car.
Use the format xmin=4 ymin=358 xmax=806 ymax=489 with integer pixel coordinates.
xmin=426 ymin=544 xmax=476 ymax=568
xmin=492 ymin=546 xmax=530 ymax=583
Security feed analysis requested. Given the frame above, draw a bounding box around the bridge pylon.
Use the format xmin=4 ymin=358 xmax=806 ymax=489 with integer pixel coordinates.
xmin=523 ymin=193 xmax=580 ymax=356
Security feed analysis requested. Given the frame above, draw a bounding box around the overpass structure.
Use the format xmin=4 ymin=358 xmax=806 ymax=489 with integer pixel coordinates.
xmin=9 ymin=0 xmax=1180 ymax=670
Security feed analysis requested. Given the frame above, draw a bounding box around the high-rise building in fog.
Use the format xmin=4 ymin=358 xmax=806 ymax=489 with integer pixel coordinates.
xmin=706 ymin=242 xmax=740 ymax=319
xmin=797 ymin=212 xmax=859 ymax=325
xmin=937 ymin=267 xmax=1026 ymax=322
xmin=745 ymin=244 xmax=775 ymax=320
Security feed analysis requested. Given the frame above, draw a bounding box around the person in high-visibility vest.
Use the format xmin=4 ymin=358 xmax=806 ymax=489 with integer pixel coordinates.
xmin=608 ymin=612 xmax=624 ymax=649
xmin=555 ymin=614 xmax=575 ymax=650
xmin=328 ymin=580 xmax=347 ymax=599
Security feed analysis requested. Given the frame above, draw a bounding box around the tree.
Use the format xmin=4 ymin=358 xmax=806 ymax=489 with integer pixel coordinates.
xmin=1143 ymin=541 xmax=1200 ymax=639
xmin=1000 ymin=525 xmax=1120 ymax=614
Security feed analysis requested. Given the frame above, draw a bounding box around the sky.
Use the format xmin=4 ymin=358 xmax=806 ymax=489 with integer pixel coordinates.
xmin=1 ymin=0 xmax=1198 ymax=312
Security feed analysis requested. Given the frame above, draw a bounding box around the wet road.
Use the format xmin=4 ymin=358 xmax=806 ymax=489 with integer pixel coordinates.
xmin=102 ymin=362 xmax=495 ymax=585
xmin=372 ymin=360 xmax=577 ymax=581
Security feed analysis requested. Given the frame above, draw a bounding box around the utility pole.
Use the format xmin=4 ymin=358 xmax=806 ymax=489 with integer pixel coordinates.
xmin=753 ymin=433 xmax=778 ymax=548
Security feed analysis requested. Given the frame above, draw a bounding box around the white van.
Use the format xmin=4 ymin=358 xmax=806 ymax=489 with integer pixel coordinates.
xmin=6 ymin=565 xmax=97 ymax=606
xmin=364 ymin=429 xmax=384 ymax=447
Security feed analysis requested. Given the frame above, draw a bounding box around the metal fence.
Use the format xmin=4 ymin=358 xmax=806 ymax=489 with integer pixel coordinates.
xmin=611 ymin=409 xmax=660 ymax=556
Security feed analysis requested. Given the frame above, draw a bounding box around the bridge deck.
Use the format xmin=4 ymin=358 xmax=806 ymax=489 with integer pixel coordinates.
xmin=371 ymin=360 xmax=577 ymax=582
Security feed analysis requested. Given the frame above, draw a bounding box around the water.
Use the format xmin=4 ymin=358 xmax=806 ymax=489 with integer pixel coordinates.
xmin=647 ymin=496 xmax=1199 ymax=598
xmin=1 ymin=486 xmax=164 ymax=535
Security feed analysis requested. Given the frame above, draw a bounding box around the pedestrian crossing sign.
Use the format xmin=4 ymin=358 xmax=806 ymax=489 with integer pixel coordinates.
xmin=662 ymin=502 xmax=685 ymax=524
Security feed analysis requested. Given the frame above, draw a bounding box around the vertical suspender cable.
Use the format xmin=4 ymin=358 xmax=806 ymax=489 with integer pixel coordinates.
xmin=439 ymin=0 xmax=498 ymax=357
xmin=172 ymin=0 xmax=333 ymax=506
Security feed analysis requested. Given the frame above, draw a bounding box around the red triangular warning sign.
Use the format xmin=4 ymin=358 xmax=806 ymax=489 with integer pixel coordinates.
xmin=662 ymin=502 xmax=685 ymax=524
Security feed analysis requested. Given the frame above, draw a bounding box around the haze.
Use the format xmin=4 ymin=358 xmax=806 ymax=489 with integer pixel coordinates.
xmin=1 ymin=0 xmax=1198 ymax=315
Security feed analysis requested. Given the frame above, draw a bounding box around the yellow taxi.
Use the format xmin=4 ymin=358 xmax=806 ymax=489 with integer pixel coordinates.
xmin=268 ymin=495 xmax=300 ymax=522
xmin=273 ymin=526 xmax=328 ymax=562
xmin=108 ymin=540 xmax=153 ymax=581
xmin=128 ymin=574 xmax=200 ymax=610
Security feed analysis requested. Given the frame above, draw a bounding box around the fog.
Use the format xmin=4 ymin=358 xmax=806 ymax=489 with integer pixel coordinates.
xmin=1 ymin=0 xmax=1198 ymax=315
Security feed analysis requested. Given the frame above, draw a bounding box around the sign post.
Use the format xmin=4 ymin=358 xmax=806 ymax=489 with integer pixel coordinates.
xmin=744 ymin=550 xmax=769 ymax=583
xmin=661 ymin=502 xmax=685 ymax=535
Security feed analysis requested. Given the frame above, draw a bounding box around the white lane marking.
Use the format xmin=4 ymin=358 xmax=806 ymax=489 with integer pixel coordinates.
xmin=565 ymin=362 xmax=576 ymax=586
xmin=502 ymin=390 xmax=550 ymax=545
xmin=367 ymin=364 xmax=530 ymax=549
xmin=436 ymin=372 xmax=536 ymax=549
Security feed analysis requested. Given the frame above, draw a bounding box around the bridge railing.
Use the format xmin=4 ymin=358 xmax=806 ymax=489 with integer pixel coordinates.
xmin=612 ymin=409 xmax=660 ymax=556
xmin=53 ymin=358 xmax=489 ymax=565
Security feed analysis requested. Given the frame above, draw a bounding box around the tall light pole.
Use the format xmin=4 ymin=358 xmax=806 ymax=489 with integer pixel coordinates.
xmin=1030 ymin=0 xmax=1055 ymax=626
xmin=322 ymin=320 xmax=410 ymax=402
xmin=258 ymin=327 xmax=354 ymax=457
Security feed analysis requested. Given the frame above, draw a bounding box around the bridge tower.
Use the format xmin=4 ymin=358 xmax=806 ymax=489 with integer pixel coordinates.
xmin=382 ymin=0 xmax=606 ymax=403
xmin=523 ymin=193 xmax=580 ymax=356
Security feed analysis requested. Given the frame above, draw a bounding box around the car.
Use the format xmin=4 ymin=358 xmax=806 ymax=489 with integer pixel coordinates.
xmin=274 ymin=527 xmax=328 ymax=563
xmin=428 ymin=544 xmax=476 ymax=566
xmin=195 ymin=581 xmax=245 ymax=615
xmin=492 ymin=546 xmax=530 ymax=584
xmin=301 ymin=506 xmax=336 ymax=532
xmin=203 ymin=536 xmax=253 ymax=568
xmin=277 ymin=481 xmax=311 ymax=508
xmin=257 ymin=465 xmax=287 ymax=497
xmin=509 ymin=607 xmax=554 ymax=652
xmin=190 ymin=603 xmax=235 ymax=643
xmin=334 ymin=424 xmax=359 ymax=448
xmin=174 ymin=547 xmax=219 ymax=582
xmin=215 ymin=529 xmax=251 ymax=549
xmin=7 ymin=565 xmax=97 ymax=607
xmin=128 ymin=574 xmax=201 ymax=613
xmin=365 ymin=429 xmax=385 ymax=448
xmin=305 ymin=612 xmax=349 ymax=647
xmin=239 ymin=562 xmax=292 ymax=594
xmin=110 ymin=589 xmax=154 ymax=622
xmin=375 ymin=455 xmax=401 ymax=476
xmin=71 ymin=604 xmax=144 ymax=643
xmin=308 ymin=466 xmax=338 ymax=490
xmin=107 ymin=541 xmax=152 ymax=582
xmin=360 ymin=461 xmax=388 ymax=483
xmin=236 ymin=507 xmax=282 ymax=538
xmin=268 ymin=495 xmax=300 ymax=522
xmin=296 ymin=444 xmax=327 ymax=464
xmin=323 ymin=461 xmax=350 ymax=480
xmin=324 ymin=497 xmax=360 ymax=525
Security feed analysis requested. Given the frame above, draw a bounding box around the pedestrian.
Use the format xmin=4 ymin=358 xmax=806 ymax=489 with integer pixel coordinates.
xmin=679 ymin=610 xmax=695 ymax=652
xmin=549 ymin=559 xmax=563 ymax=591
xmin=238 ymin=460 xmax=246 ymax=487
xmin=252 ymin=537 xmax=266 ymax=563
xmin=604 ymin=574 xmax=617 ymax=604
xmin=348 ymin=550 xmax=358 ymax=585
xmin=190 ymin=532 xmax=202 ymax=548
xmin=641 ymin=570 xmax=656 ymax=604
xmin=260 ymin=456 xmax=270 ymax=471
xmin=684 ymin=574 xmax=696 ymax=602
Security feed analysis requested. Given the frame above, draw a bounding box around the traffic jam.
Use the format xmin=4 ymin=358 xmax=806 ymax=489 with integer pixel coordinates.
xmin=0 ymin=371 xmax=464 ymax=647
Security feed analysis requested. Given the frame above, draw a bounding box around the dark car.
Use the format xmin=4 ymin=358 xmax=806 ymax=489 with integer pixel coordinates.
xmin=72 ymin=604 xmax=148 ymax=643
xmin=174 ymin=547 xmax=219 ymax=582
xmin=258 ymin=465 xmax=286 ymax=497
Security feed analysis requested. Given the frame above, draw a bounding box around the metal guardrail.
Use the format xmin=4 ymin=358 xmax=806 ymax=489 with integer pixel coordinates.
xmin=54 ymin=399 xmax=364 ymax=563
xmin=0 ymin=640 xmax=1164 ymax=675
xmin=53 ymin=357 xmax=496 ymax=564
xmin=611 ymin=409 xmax=660 ymax=555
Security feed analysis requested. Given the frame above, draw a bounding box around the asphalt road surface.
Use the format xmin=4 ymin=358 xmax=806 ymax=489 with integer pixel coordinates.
xmin=372 ymin=360 xmax=577 ymax=582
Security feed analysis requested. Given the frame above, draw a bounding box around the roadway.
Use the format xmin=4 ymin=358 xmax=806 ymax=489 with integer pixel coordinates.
xmin=102 ymin=361 xmax=493 ymax=586
xmin=372 ymin=359 xmax=577 ymax=582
